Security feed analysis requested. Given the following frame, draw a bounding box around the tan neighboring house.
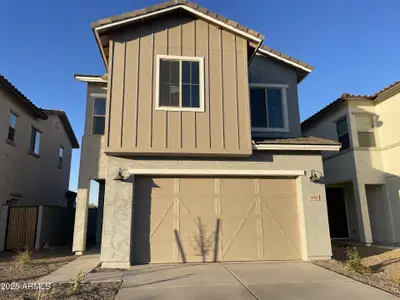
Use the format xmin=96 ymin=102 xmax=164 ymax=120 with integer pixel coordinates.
xmin=73 ymin=0 xmax=340 ymax=268
xmin=302 ymin=80 xmax=400 ymax=246
xmin=0 ymin=74 xmax=79 ymax=250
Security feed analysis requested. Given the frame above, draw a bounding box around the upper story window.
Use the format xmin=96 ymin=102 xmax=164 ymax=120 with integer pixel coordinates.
xmin=8 ymin=111 xmax=18 ymax=143
xmin=58 ymin=146 xmax=64 ymax=167
xmin=355 ymin=115 xmax=376 ymax=147
xmin=249 ymin=84 xmax=289 ymax=132
xmin=156 ymin=55 xmax=204 ymax=112
xmin=336 ymin=117 xmax=350 ymax=150
xmin=30 ymin=127 xmax=41 ymax=156
xmin=93 ymin=98 xmax=106 ymax=135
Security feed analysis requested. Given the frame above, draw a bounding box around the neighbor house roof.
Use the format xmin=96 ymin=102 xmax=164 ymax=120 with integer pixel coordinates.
xmin=0 ymin=74 xmax=48 ymax=119
xmin=0 ymin=74 xmax=79 ymax=148
xmin=43 ymin=110 xmax=80 ymax=149
xmin=302 ymin=80 xmax=400 ymax=129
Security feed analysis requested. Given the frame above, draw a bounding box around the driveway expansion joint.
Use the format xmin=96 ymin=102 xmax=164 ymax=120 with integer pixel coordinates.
xmin=220 ymin=262 xmax=260 ymax=300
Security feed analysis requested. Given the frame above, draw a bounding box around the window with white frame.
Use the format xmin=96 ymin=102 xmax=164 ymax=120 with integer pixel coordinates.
xmin=355 ymin=115 xmax=376 ymax=147
xmin=92 ymin=98 xmax=106 ymax=135
xmin=249 ymin=84 xmax=288 ymax=131
xmin=336 ymin=117 xmax=350 ymax=150
xmin=157 ymin=55 xmax=204 ymax=111
xmin=30 ymin=127 xmax=41 ymax=156
xmin=58 ymin=146 xmax=64 ymax=167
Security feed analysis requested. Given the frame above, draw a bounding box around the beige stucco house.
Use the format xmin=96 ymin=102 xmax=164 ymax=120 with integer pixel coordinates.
xmin=0 ymin=74 xmax=79 ymax=250
xmin=302 ymin=80 xmax=400 ymax=246
xmin=73 ymin=1 xmax=340 ymax=268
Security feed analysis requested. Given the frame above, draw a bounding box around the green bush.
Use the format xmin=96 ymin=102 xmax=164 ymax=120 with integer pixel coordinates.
xmin=16 ymin=250 xmax=32 ymax=268
xmin=346 ymin=247 xmax=370 ymax=274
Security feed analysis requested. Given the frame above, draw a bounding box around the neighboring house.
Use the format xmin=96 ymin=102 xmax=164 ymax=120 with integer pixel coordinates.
xmin=0 ymin=74 xmax=79 ymax=250
xmin=73 ymin=1 xmax=340 ymax=268
xmin=302 ymin=81 xmax=400 ymax=246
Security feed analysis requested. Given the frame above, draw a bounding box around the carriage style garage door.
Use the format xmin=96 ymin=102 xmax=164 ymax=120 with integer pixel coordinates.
xmin=131 ymin=176 xmax=301 ymax=264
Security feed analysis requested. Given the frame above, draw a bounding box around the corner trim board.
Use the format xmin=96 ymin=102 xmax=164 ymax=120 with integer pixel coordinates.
xmin=128 ymin=169 xmax=305 ymax=176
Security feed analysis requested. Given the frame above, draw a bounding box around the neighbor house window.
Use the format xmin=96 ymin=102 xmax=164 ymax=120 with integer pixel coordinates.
xmin=8 ymin=112 xmax=18 ymax=142
xmin=93 ymin=98 xmax=106 ymax=135
xmin=249 ymin=84 xmax=289 ymax=132
xmin=156 ymin=55 xmax=204 ymax=111
xmin=336 ymin=117 xmax=350 ymax=150
xmin=356 ymin=115 xmax=376 ymax=147
xmin=30 ymin=127 xmax=41 ymax=156
xmin=58 ymin=146 xmax=64 ymax=167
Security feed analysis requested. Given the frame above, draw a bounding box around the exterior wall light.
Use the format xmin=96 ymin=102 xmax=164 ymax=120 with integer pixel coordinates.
xmin=113 ymin=168 xmax=128 ymax=181
xmin=309 ymin=170 xmax=323 ymax=183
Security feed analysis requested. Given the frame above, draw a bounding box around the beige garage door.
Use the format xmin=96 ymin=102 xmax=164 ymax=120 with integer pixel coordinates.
xmin=131 ymin=176 xmax=301 ymax=264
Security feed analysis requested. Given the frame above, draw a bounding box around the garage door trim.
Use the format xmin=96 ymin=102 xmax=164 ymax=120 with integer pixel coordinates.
xmin=128 ymin=169 xmax=305 ymax=176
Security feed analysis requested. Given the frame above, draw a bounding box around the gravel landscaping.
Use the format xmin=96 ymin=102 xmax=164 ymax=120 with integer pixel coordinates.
xmin=0 ymin=282 xmax=121 ymax=300
xmin=313 ymin=243 xmax=400 ymax=297
xmin=0 ymin=249 xmax=76 ymax=283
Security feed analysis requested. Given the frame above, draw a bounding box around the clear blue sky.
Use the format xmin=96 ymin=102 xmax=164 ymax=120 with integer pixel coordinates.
xmin=1 ymin=0 xmax=399 ymax=200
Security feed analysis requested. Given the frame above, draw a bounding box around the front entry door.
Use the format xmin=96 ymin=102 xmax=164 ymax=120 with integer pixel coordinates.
xmin=326 ymin=188 xmax=349 ymax=239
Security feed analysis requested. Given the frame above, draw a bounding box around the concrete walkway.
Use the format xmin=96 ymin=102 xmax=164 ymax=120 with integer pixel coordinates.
xmin=37 ymin=253 xmax=100 ymax=283
xmin=115 ymin=261 xmax=399 ymax=300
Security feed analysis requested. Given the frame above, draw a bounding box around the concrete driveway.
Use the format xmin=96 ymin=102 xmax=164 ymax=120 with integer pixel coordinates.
xmin=116 ymin=261 xmax=398 ymax=300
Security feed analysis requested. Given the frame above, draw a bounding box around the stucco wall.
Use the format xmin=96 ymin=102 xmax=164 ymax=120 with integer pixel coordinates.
xmin=0 ymin=87 xmax=73 ymax=207
xmin=249 ymin=55 xmax=301 ymax=138
xmin=100 ymin=151 xmax=332 ymax=266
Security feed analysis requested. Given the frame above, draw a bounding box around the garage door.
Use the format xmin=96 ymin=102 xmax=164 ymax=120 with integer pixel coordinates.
xmin=131 ymin=176 xmax=301 ymax=264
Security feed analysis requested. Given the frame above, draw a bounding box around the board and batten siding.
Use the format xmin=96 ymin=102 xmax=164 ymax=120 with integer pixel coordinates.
xmin=105 ymin=15 xmax=252 ymax=156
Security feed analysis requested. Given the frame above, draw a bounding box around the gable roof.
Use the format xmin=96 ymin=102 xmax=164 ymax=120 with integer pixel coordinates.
xmin=92 ymin=0 xmax=264 ymax=69
xmin=302 ymin=80 xmax=400 ymax=129
xmin=0 ymin=74 xmax=48 ymax=119
xmin=43 ymin=110 xmax=80 ymax=149
xmin=0 ymin=74 xmax=79 ymax=149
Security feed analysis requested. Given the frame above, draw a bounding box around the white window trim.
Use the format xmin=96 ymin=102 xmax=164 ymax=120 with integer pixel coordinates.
xmin=249 ymin=83 xmax=289 ymax=132
xmin=155 ymin=55 xmax=205 ymax=112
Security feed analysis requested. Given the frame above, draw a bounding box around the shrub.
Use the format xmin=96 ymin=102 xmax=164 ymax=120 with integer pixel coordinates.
xmin=16 ymin=249 xmax=32 ymax=268
xmin=70 ymin=271 xmax=85 ymax=294
xmin=346 ymin=247 xmax=370 ymax=274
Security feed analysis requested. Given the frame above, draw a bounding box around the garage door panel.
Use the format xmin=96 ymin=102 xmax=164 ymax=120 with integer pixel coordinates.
xmin=180 ymin=178 xmax=216 ymax=195
xmin=260 ymin=178 xmax=295 ymax=194
xmin=261 ymin=200 xmax=298 ymax=217
xmin=180 ymin=241 xmax=215 ymax=262
xmin=222 ymin=238 xmax=259 ymax=261
xmin=149 ymin=177 xmax=175 ymax=196
xmin=221 ymin=178 xmax=256 ymax=196
xmin=179 ymin=197 xmax=216 ymax=216
xmin=150 ymin=219 xmax=174 ymax=241
xmin=150 ymin=241 xmax=175 ymax=263
xmin=263 ymin=240 xmax=300 ymax=260
xmin=179 ymin=217 xmax=216 ymax=241
xmin=150 ymin=197 xmax=175 ymax=216
xmin=220 ymin=196 xmax=257 ymax=216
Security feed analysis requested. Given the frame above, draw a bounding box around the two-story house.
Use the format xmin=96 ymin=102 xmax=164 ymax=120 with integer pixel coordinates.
xmin=0 ymin=74 xmax=79 ymax=250
xmin=73 ymin=1 xmax=340 ymax=268
xmin=302 ymin=81 xmax=400 ymax=246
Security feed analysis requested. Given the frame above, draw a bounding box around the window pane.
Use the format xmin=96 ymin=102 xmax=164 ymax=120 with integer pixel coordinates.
xmin=93 ymin=116 xmax=105 ymax=134
xmin=336 ymin=118 xmax=348 ymax=136
xmin=191 ymin=85 xmax=200 ymax=108
xmin=170 ymin=60 xmax=180 ymax=85
xmin=94 ymin=98 xmax=106 ymax=115
xmin=191 ymin=62 xmax=199 ymax=84
xmin=182 ymin=84 xmax=191 ymax=107
xmin=8 ymin=127 xmax=15 ymax=142
xmin=182 ymin=61 xmax=191 ymax=84
xmin=250 ymin=88 xmax=267 ymax=128
xmin=31 ymin=130 xmax=41 ymax=155
xmin=267 ymin=89 xmax=283 ymax=128
xmin=160 ymin=60 xmax=170 ymax=84
xmin=59 ymin=147 xmax=64 ymax=158
xmin=356 ymin=115 xmax=374 ymax=132
xmin=358 ymin=132 xmax=376 ymax=147
xmin=339 ymin=133 xmax=350 ymax=150
xmin=9 ymin=112 xmax=17 ymax=128
xmin=159 ymin=83 xmax=171 ymax=106
xmin=170 ymin=84 xmax=180 ymax=107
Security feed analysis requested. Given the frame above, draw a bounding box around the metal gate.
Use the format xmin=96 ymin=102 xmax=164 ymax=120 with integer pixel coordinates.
xmin=5 ymin=207 xmax=38 ymax=250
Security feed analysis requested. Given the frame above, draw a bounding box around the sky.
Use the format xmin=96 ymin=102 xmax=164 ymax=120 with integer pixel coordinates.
xmin=1 ymin=0 xmax=399 ymax=202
